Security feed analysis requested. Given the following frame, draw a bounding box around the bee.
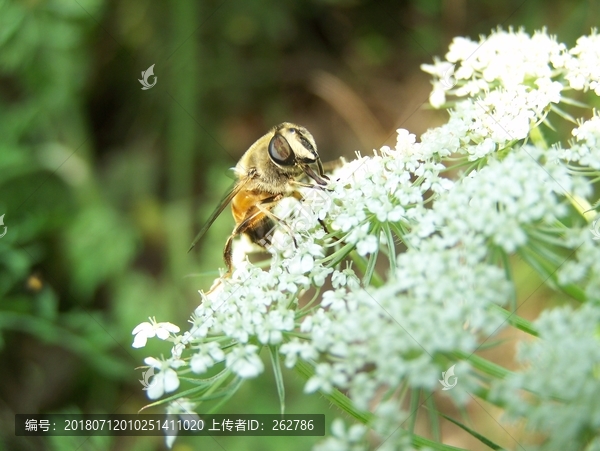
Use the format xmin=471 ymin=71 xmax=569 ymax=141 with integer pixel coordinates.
xmin=188 ymin=122 xmax=329 ymax=275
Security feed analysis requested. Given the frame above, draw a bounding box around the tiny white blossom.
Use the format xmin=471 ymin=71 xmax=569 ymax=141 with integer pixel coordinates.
xmin=225 ymin=344 xmax=264 ymax=379
xmin=190 ymin=342 xmax=225 ymax=374
xmin=143 ymin=357 xmax=184 ymax=399
xmin=164 ymin=398 xmax=198 ymax=448
xmin=305 ymin=363 xmax=348 ymax=393
xmin=132 ymin=317 xmax=180 ymax=348
xmin=561 ymin=30 xmax=600 ymax=95
xmin=313 ymin=418 xmax=368 ymax=451
xmin=491 ymin=303 xmax=600 ymax=451
xmin=280 ymin=338 xmax=319 ymax=368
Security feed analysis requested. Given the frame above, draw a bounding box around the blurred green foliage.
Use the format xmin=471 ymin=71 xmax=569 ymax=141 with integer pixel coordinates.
xmin=0 ymin=0 xmax=596 ymax=449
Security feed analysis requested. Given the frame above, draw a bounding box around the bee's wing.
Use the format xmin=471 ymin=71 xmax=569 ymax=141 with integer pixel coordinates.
xmin=188 ymin=177 xmax=250 ymax=252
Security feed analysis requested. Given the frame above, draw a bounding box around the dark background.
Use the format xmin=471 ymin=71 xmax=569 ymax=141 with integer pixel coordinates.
xmin=0 ymin=0 xmax=596 ymax=449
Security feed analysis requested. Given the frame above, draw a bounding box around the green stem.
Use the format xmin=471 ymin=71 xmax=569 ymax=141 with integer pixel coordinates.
xmin=452 ymin=350 xmax=512 ymax=379
xmin=350 ymin=251 xmax=384 ymax=287
xmin=488 ymin=304 xmax=539 ymax=337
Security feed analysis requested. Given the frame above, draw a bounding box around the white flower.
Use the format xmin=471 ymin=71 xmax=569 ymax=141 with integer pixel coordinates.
xmin=257 ymin=309 xmax=295 ymax=344
xmin=554 ymin=113 xmax=600 ymax=170
xmin=287 ymin=254 xmax=315 ymax=275
xmin=425 ymin=145 xmax=570 ymax=252
xmin=393 ymin=128 xmax=418 ymax=155
xmin=134 ymin=29 xmax=600 ymax=451
xmin=331 ymin=267 xmax=360 ymax=290
xmin=132 ymin=317 xmax=180 ymax=348
xmin=143 ymin=357 xmax=184 ymax=399
xmin=298 ymin=241 xmax=509 ymax=407
xmin=561 ymin=30 xmax=600 ymax=95
xmin=190 ymin=342 xmax=225 ymax=374
xmin=355 ymin=234 xmax=378 ymax=256
xmin=305 ymin=363 xmax=348 ymax=393
xmin=280 ymin=338 xmax=319 ymax=367
xmin=443 ymin=28 xmax=565 ymax=92
xmin=165 ymin=398 xmax=198 ymax=449
xmin=420 ymin=28 xmax=572 ymax=161
xmin=313 ymin=419 xmax=368 ymax=451
xmin=429 ymin=84 xmax=447 ymax=108
xmin=491 ymin=303 xmax=600 ymax=451
xmin=225 ymin=344 xmax=264 ymax=379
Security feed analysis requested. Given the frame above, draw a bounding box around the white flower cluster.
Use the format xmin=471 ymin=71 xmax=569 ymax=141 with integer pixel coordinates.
xmin=422 ymin=28 xmax=565 ymax=97
xmin=313 ymin=405 xmax=424 ymax=451
xmin=131 ymin=126 xmax=454 ymax=403
xmin=422 ymin=145 xmax=573 ymax=253
xmin=420 ymin=28 xmax=600 ymax=161
xmin=132 ymin=221 xmax=335 ymax=400
xmin=324 ymin=130 xmax=453 ymax=255
xmin=286 ymin=239 xmax=509 ymax=410
xmin=491 ymin=303 xmax=600 ymax=451
xmin=559 ymin=30 xmax=600 ymax=95
xmin=557 ymin=227 xmax=600 ymax=302
xmin=164 ymin=398 xmax=199 ymax=448
xmin=131 ymin=27 xmax=600 ymax=451
xmin=549 ymin=112 xmax=600 ymax=170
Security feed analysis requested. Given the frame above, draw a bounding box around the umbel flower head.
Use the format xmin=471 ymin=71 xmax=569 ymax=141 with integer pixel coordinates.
xmin=133 ymin=27 xmax=600 ymax=450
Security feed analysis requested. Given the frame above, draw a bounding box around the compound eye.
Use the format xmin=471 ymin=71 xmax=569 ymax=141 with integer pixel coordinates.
xmin=268 ymin=134 xmax=296 ymax=166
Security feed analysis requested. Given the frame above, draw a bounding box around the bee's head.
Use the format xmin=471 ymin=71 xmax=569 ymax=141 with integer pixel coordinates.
xmin=268 ymin=123 xmax=328 ymax=185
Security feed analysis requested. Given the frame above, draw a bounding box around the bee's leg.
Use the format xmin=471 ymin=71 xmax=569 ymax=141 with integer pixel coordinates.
xmin=223 ymin=195 xmax=283 ymax=273
xmin=204 ymin=232 xmax=236 ymax=292
xmin=318 ymin=218 xmax=330 ymax=234
xmin=290 ymin=180 xmax=329 ymax=191
xmin=255 ymin=202 xmax=298 ymax=248
xmin=233 ymin=195 xmax=282 ymax=238
xmin=222 ymin=232 xmax=236 ymax=277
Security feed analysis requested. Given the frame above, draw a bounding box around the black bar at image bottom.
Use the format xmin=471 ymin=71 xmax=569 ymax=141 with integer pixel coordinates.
xmin=15 ymin=414 xmax=325 ymax=437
